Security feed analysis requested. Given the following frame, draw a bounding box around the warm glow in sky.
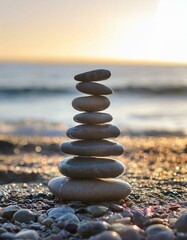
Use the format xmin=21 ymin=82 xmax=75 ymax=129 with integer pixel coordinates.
xmin=0 ymin=0 xmax=187 ymax=63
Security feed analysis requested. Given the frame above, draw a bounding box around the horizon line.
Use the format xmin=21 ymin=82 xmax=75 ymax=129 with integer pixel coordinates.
xmin=0 ymin=57 xmax=187 ymax=66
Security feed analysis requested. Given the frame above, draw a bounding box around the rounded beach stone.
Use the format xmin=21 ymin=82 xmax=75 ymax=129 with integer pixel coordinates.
xmin=146 ymin=224 xmax=174 ymax=240
xmin=89 ymin=231 xmax=122 ymax=240
xmin=2 ymin=205 xmax=21 ymax=219
xmin=60 ymin=140 xmax=124 ymax=156
xmin=12 ymin=209 xmax=36 ymax=223
xmin=72 ymin=96 xmax=110 ymax=112
xmin=48 ymin=176 xmax=131 ymax=202
xmin=77 ymin=221 xmax=109 ymax=238
xmin=86 ymin=205 xmax=108 ymax=217
xmin=66 ymin=124 xmax=120 ymax=139
xmin=111 ymin=224 xmax=143 ymax=240
xmin=174 ymin=213 xmax=187 ymax=233
xmin=74 ymin=112 xmax=113 ymax=124
xmin=58 ymin=157 xmax=125 ymax=178
xmin=76 ymin=82 xmax=113 ymax=95
xmin=16 ymin=230 xmax=39 ymax=240
xmin=74 ymin=69 xmax=111 ymax=82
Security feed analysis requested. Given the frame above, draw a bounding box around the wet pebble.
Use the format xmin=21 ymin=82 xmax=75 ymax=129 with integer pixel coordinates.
xmin=86 ymin=205 xmax=108 ymax=217
xmin=47 ymin=206 xmax=74 ymax=219
xmin=132 ymin=210 xmax=146 ymax=228
xmin=115 ymin=217 xmax=131 ymax=225
xmin=111 ymin=223 xmax=143 ymax=240
xmin=77 ymin=221 xmax=109 ymax=238
xmin=89 ymin=230 xmax=122 ymax=240
xmin=146 ymin=224 xmax=174 ymax=240
xmin=64 ymin=222 xmax=78 ymax=233
xmin=2 ymin=205 xmax=21 ymax=219
xmin=42 ymin=217 xmax=54 ymax=227
xmin=37 ymin=213 xmax=47 ymax=223
xmin=176 ymin=232 xmax=187 ymax=240
xmin=12 ymin=209 xmax=36 ymax=223
xmin=110 ymin=203 xmax=124 ymax=212
xmin=0 ymin=217 xmax=7 ymax=224
xmin=56 ymin=213 xmax=80 ymax=224
xmin=144 ymin=218 xmax=164 ymax=227
xmin=0 ymin=232 xmax=17 ymax=239
xmin=121 ymin=209 xmax=133 ymax=218
xmin=0 ymin=227 xmax=7 ymax=235
xmin=175 ymin=213 xmax=187 ymax=233
xmin=29 ymin=222 xmax=42 ymax=230
xmin=106 ymin=213 xmax=123 ymax=224
xmin=16 ymin=229 xmax=39 ymax=239
xmin=3 ymin=222 xmax=19 ymax=232
xmin=52 ymin=225 xmax=61 ymax=234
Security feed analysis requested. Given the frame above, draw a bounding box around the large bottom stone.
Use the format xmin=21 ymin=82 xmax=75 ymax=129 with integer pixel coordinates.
xmin=48 ymin=177 xmax=131 ymax=202
xmin=58 ymin=157 xmax=125 ymax=178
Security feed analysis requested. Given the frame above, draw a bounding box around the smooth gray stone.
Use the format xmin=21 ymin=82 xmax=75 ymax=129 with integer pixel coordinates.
xmin=12 ymin=209 xmax=36 ymax=223
xmin=72 ymin=96 xmax=110 ymax=112
xmin=60 ymin=140 xmax=124 ymax=156
xmin=58 ymin=157 xmax=125 ymax=178
xmin=78 ymin=221 xmax=109 ymax=238
xmin=66 ymin=124 xmax=120 ymax=139
xmin=111 ymin=224 xmax=143 ymax=240
xmin=86 ymin=205 xmax=108 ymax=217
xmin=48 ymin=176 xmax=131 ymax=202
xmin=174 ymin=213 xmax=187 ymax=233
xmin=146 ymin=224 xmax=175 ymax=240
xmin=2 ymin=205 xmax=21 ymax=219
xmin=74 ymin=69 xmax=111 ymax=82
xmin=16 ymin=230 xmax=39 ymax=240
xmin=76 ymin=82 xmax=113 ymax=95
xmin=89 ymin=231 xmax=122 ymax=240
xmin=47 ymin=206 xmax=74 ymax=219
xmin=74 ymin=112 xmax=113 ymax=124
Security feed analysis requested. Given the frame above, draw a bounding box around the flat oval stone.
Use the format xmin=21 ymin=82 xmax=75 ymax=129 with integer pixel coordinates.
xmin=74 ymin=69 xmax=111 ymax=82
xmin=76 ymin=82 xmax=113 ymax=95
xmin=74 ymin=112 xmax=113 ymax=124
xmin=60 ymin=140 xmax=124 ymax=156
xmin=59 ymin=157 xmax=125 ymax=178
xmin=66 ymin=124 xmax=120 ymax=139
xmin=72 ymin=96 xmax=110 ymax=112
xmin=48 ymin=177 xmax=131 ymax=202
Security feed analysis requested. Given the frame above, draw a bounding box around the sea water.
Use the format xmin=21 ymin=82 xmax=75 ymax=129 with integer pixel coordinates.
xmin=0 ymin=63 xmax=187 ymax=136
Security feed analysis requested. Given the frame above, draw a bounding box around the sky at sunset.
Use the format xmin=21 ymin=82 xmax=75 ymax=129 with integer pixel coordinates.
xmin=0 ymin=0 xmax=187 ymax=63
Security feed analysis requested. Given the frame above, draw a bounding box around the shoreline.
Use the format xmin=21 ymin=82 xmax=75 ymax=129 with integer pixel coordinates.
xmin=0 ymin=134 xmax=186 ymax=239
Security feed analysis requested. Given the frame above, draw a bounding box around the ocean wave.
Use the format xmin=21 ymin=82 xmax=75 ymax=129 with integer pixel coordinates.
xmin=0 ymin=85 xmax=187 ymax=96
xmin=113 ymin=86 xmax=187 ymax=95
xmin=0 ymin=87 xmax=74 ymax=95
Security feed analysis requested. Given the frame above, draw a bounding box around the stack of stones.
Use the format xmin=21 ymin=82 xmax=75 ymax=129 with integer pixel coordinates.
xmin=48 ymin=69 xmax=131 ymax=202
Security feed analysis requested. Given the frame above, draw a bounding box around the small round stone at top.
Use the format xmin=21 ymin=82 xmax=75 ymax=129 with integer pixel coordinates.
xmin=74 ymin=69 xmax=111 ymax=82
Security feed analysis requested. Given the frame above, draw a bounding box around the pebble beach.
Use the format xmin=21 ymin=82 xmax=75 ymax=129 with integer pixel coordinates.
xmin=0 ymin=134 xmax=186 ymax=239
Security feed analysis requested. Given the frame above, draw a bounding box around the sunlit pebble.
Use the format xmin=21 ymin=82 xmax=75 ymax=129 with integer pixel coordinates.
xmin=144 ymin=206 xmax=154 ymax=216
xmin=176 ymin=166 xmax=180 ymax=171
xmin=14 ymin=148 xmax=20 ymax=155
xmin=35 ymin=146 xmax=41 ymax=153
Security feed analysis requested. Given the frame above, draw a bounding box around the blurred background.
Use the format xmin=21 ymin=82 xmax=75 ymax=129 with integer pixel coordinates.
xmin=0 ymin=0 xmax=187 ymax=136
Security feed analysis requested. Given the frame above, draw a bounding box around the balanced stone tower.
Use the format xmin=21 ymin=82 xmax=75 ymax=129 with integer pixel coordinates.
xmin=48 ymin=69 xmax=131 ymax=202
